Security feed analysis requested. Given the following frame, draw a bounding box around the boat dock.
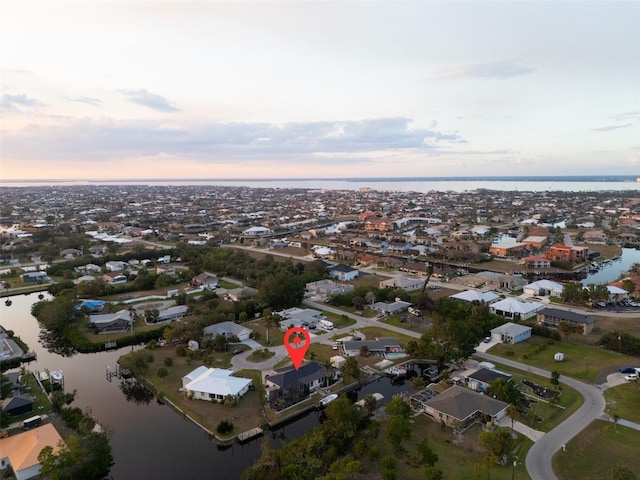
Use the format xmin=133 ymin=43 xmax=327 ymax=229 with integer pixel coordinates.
xmin=237 ymin=427 xmax=263 ymax=443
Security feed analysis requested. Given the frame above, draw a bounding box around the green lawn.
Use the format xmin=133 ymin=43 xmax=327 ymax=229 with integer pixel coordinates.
xmin=488 ymin=335 xmax=638 ymax=383
xmin=323 ymin=311 xmax=357 ymax=329
xmin=247 ymin=349 xmax=275 ymax=363
xmin=380 ymin=314 xmax=430 ymax=334
xmin=476 ymin=361 xmax=584 ymax=432
xmin=359 ymin=326 xmax=418 ymax=346
xmin=218 ymin=279 xmax=239 ymax=290
xmin=604 ymin=382 xmax=640 ymax=424
xmin=553 ymin=420 xmax=640 ymax=480
xmin=368 ymin=415 xmax=532 ymax=480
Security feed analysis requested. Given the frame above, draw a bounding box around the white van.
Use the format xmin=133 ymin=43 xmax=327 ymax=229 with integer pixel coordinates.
xmin=319 ymin=319 xmax=334 ymax=330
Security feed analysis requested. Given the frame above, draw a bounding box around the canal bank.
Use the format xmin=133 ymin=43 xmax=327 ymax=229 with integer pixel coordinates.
xmin=2 ymin=293 xmax=413 ymax=479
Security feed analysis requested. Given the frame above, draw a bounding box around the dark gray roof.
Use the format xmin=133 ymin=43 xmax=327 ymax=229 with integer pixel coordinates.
xmin=538 ymin=307 xmax=596 ymax=324
xmin=343 ymin=337 xmax=401 ymax=352
xmin=423 ymin=385 xmax=508 ymax=421
xmin=330 ymin=263 xmax=358 ymax=273
xmin=468 ymin=367 xmax=511 ymax=385
xmin=267 ymin=361 xmax=326 ymax=388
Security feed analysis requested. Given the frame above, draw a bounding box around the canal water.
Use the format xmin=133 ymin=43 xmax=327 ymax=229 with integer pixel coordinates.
xmin=582 ymin=247 xmax=640 ymax=286
xmin=1 ymin=294 xmax=411 ymax=479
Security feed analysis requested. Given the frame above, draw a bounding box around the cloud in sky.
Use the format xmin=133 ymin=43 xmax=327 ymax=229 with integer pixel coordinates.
xmin=64 ymin=95 xmax=102 ymax=106
xmin=428 ymin=60 xmax=534 ymax=81
xmin=0 ymin=93 xmax=45 ymax=112
xmin=119 ymin=89 xmax=180 ymax=112
xmin=0 ymin=1 xmax=638 ymax=179
xmin=2 ymin=117 xmax=464 ymax=162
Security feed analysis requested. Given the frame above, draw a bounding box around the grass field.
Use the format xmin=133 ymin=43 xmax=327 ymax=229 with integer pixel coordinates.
xmin=604 ymin=382 xmax=640 ymax=424
xmin=553 ymin=420 xmax=640 ymax=480
xmin=368 ymin=414 xmax=532 ymax=480
xmin=359 ymin=326 xmax=418 ymax=346
xmin=488 ymin=335 xmax=638 ymax=383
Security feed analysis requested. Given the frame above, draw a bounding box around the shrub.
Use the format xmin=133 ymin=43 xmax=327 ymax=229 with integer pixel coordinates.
xmin=157 ymin=367 xmax=168 ymax=378
xmin=176 ymin=345 xmax=187 ymax=356
xmin=163 ymin=357 xmax=173 ymax=367
xmin=216 ymin=420 xmax=234 ymax=435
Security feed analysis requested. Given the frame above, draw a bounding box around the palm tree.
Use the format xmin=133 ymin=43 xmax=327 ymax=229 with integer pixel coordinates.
xmin=506 ymin=404 xmax=519 ymax=432
xmin=127 ymin=306 xmax=136 ymax=334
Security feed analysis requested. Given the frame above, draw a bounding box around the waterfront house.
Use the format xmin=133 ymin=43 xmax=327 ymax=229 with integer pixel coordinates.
xmin=419 ymin=385 xmax=508 ymax=430
xmin=0 ymin=423 xmax=64 ymax=480
xmin=182 ymin=366 xmax=252 ymax=403
xmin=1 ymin=395 xmax=33 ymax=416
xmin=264 ymin=361 xmax=327 ymax=411
xmin=341 ymin=337 xmax=403 ymax=357
xmin=89 ymin=310 xmax=132 ymax=333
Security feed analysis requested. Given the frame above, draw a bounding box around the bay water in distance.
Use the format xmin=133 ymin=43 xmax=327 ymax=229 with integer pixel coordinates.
xmin=2 ymin=175 xmax=639 ymax=192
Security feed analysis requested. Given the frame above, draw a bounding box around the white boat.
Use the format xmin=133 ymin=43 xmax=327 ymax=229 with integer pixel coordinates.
xmin=320 ymin=394 xmax=338 ymax=406
xmin=50 ymin=370 xmax=64 ymax=383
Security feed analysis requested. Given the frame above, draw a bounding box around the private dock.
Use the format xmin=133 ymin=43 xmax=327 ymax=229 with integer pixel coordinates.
xmin=237 ymin=427 xmax=263 ymax=443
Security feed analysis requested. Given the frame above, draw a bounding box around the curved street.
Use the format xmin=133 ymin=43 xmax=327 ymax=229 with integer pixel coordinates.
xmin=476 ymin=351 xmax=607 ymax=480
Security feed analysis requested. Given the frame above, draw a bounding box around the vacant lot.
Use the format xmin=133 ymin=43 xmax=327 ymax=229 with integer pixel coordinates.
xmin=553 ymin=420 xmax=640 ymax=480
xmin=604 ymin=382 xmax=640 ymax=424
xmin=488 ymin=335 xmax=638 ymax=383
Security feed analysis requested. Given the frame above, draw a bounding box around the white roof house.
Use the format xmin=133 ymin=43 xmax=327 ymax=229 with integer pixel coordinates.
xmin=523 ymin=280 xmax=564 ymax=297
xmin=606 ymin=285 xmax=628 ymax=301
xmin=243 ymin=226 xmax=272 ymax=236
xmin=449 ymin=290 xmax=500 ymax=304
xmin=182 ymin=367 xmax=252 ymax=402
xmin=489 ymin=297 xmax=544 ymax=321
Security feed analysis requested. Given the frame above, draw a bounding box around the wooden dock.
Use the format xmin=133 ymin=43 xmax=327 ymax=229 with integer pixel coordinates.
xmin=237 ymin=427 xmax=263 ymax=443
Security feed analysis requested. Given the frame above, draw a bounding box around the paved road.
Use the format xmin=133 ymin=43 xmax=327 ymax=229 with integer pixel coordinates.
xmin=476 ymin=351 xmax=606 ymax=480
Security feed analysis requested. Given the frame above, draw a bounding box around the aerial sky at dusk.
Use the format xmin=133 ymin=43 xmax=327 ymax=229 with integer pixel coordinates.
xmin=1 ymin=1 xmax=639 ymax=180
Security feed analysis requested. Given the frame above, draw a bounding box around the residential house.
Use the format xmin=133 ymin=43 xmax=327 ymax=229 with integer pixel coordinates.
xmin=105 ymin=260 xmax=127 ymax=272
xmin=0 ymin=424 xmax=65 ymax=480
xmin=521 ymin=236 xmax=547 ymax=250
xmin=489 ymin=242 xmax=527 ymax=257
xmin=103 ymin=273 xmax=127 ymax=285
xmin=306 ymin=279 xmax=355 ymax=297
xmin=20 ymin=272 xmax=49 ymax=283
xmin=489 ymin=322 xmax=532 ymax=345
xmin=204 ymin=321 xmax=252 ymax=341
xmin=191 ymin=272 xmax=219 ymax=289
xmin=545 ymin=244 xmax=589 ymax=263
xmin=156 ymin=265 xmax=176 ymax=275
xmin=59 ymin=248 xmax=82 ymax=259
xmin=264 ymin=361 xmax=327 ymax=410
xmin=328 ymin=264 xmax=359 ymax=281
xmin=75 ymin=299 xmax=106 ymax=312
xmin=466 ymin=368 xmax=513 ymax=392
xmin=489 ymin=298 xmax=544 ymax=321
xmin=1 ymin=395 xmax=33 ymax=416
xmin=224 ymin=286 xmax=258 ymax=302
xmin=522 ymin=280 xmax=564 ymax=297
xmin=371 ymin=299 xmax=412 ymax=315
xmin=277 ymin=307 xmax=324 ymax=331
xmin=341 ymin=337 xmax=403 ymax=357
xmin=449 ymin=290 xmax=499 ymax=304
xmin=89 ymin=310 xmax=132 ymax=333
xmin=537 ymin=307 xmax=596 ymax=335
xmin=606 ymin=285 xmax=629 ymax=303
xmin=419 ymin=385 xmax=509 ymax=430
xmin=379 ymin=276 xmax=425 ymax=292
xmin=182 ymin=366 xmax=252 ymax=403
xmin=521 ymin=255 xmax=551 ymax=269
xmin=157 ymin=305 xmax=188 ymax=323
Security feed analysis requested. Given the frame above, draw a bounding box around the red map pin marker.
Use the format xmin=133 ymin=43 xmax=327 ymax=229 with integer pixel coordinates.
xmin=284 ymin=327 xmax=311 ymax=370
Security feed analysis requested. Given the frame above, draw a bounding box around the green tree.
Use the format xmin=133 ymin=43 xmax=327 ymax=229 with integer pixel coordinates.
xmin=341 ymin=356 xmax=361 ymax=380
xmin=550 ymin=370 xmax=560 ymax=386
xmin=352 ymin=296 xmax=364 ymax=311
xmin=479 ymin=429 xmax=514 ymax=459
xmin=386 ymin=414 xmax=411 ymax=452
xmin=416 ymin=438 xmax=438 ymax=467
xmin=363 ymin=394 xmax=378 ymax=414
xmin=38 ymin=432 xmax=113 ymax=480
xmin=486 ymin=378 xmax=525 ymax=408
xmin=558 ymin=321 xmax=583 ymax=342
xmin=621 ymin=279 xmax=636 ymax=295
xmin=385 ymin=396 xmax=411 ymax=418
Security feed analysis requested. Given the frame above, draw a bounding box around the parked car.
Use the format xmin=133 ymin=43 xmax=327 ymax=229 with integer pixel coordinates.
xmin=232 ymin=348 xmax=243 ymax=355
xmin=624 ymin=374 xmax=638 ymax=381
xmin=619 ymin=366 xmax=635 ymax=374
xmin=332 ymin=343 xmax=339 ymax=350
xmin=484 ymin=337 xmax=492 ymax=343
